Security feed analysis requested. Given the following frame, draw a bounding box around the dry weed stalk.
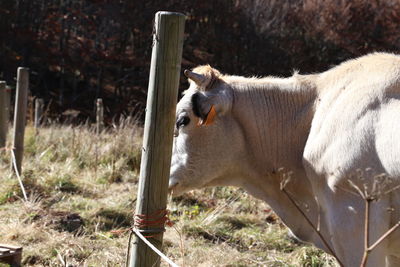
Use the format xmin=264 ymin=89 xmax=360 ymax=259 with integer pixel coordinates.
xmin=56 ymin=249 xmax=67 ymax=267
xmin=281 ymin=168 xmax=400 ymax=267
xmin=345 ymin=172 xmax=400 ymax=267
xmin=171 ymin=224 xmax=186 ymax=267
xmin=201 ymin=194 xmax=241 ymax=226
xmin=279 ymin=171 xmax=344 ymax=267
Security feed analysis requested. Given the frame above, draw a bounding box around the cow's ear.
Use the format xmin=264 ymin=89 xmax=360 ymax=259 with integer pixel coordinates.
xmin=184 ymin=65 xmax=221 ymax=91
xmin=191 ymin=92 xmax=217 ymax=126
xmin=198 ymin=105 xmax=217 ymax=126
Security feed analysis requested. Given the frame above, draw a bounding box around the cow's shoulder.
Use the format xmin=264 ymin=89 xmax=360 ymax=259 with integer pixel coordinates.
xmin=305 ymin=53 xmax=400 ymax=176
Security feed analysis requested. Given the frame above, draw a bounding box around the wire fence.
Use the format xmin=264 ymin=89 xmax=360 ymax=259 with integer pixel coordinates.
xmin=1 ymin=146 xmax=28 ymax=201
xmin=128 ymin=227 xmax=180 ymax=267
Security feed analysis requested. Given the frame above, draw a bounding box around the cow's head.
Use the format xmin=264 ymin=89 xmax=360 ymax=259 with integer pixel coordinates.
xmin=169 ymin=65 xmax=247 ymax=196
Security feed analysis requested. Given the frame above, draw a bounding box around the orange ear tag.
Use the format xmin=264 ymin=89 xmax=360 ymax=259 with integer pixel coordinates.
xmin=197 ymin=105 xmax=217 ymax=126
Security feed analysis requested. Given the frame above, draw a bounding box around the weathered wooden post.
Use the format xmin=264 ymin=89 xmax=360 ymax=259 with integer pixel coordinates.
xmin=0 ymin=244 xmax=23 ymax=267
xmin=12 ymin=68 xmax=29 ymax=174
xmin=34 ymin=98 xmax=44 ymax=129
xmin=129 ymin=11 xmax=185 ymax=267
xmin=0 ymin=81 xmax=7 ymax=147
xmin=96 ymin=98 xmax=104 ymax=134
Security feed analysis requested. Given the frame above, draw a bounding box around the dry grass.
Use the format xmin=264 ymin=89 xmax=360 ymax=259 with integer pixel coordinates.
xmin=0 ymin=121 xmax=337 ymax=266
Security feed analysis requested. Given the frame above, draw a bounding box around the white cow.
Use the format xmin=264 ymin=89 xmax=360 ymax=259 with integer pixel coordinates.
xmin=169 ymin=53 xmax=400 ymax=267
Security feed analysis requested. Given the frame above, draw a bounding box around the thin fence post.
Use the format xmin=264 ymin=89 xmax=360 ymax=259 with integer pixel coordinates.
xmin=96 ymin=98 xmax=104 ymax=134
xmin=34 ymin=98 xmax=44 ymax=129
xmin=129 ymin=11 xmax=185 ymax=267
xmin=0 ymin=81 xmax=7 ymax=147
xmin=12 ymin=68 xmax=29 ymax=174
xmin=94 ymin=98 xmax=103 ymax=181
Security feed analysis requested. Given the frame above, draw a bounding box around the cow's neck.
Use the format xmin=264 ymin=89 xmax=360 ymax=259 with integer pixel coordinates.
xmin=230 ymin=74 xmax=317 ymax=172
xmin=227 ymin=74 xmax=325 ymax=248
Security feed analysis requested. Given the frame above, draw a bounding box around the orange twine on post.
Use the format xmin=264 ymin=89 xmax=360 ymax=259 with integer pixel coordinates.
xmin=124 ymin=209 xmax=175 ymax=267
xmin=133 ymin=209 xmax=174 ymax=238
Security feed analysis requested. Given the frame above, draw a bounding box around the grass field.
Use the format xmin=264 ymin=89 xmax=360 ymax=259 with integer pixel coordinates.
xmin=0 ymin=122 xmax=338 ymax=266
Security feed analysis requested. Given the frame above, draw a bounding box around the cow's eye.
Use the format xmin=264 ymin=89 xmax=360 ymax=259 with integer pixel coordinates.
xmin=176 ymin=116 xmax=190 ymax=128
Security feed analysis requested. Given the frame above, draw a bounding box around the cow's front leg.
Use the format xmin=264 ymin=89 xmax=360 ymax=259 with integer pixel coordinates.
xmin=317 ymin=182 xmax=391 ymax=267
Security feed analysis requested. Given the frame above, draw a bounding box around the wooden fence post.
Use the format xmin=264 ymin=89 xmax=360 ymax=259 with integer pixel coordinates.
xmin=34 ymin=98 xmax=44 ymax=129
xmin=96 ymin=98 xmax=104 ymax=134
xmin=12 ymin=68 xmax=29 ymax=174
xmin=0 ymin=81 xmax=7 ymax=147
xmin=129 ymin=11 xmax=185 ymax=267
xmin=0 ymin=244 xmax=23 ymax=267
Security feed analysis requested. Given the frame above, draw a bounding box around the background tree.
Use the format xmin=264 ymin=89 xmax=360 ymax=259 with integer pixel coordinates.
xmin=1 ymin=0 xmax=399 ymax=123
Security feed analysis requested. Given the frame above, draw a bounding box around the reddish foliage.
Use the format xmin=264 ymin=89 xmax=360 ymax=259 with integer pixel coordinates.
xmin=0 ymin=0 xmax=399 ymax=122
